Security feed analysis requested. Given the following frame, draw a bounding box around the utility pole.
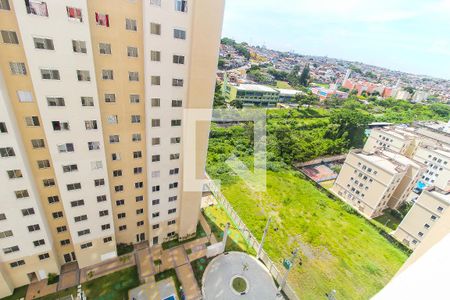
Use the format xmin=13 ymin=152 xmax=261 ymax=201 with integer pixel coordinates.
xmin=277 ymin=247 xmax=301 ymax=294
xmin=257 ymin=217 xmax=271 ymax=260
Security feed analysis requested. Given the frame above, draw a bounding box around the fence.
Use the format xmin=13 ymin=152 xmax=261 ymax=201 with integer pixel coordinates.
xmin=206 ymin=176 xmax=299 ymax=300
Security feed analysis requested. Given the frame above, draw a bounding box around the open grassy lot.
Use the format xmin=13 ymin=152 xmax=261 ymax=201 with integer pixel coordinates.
xmin=216 ymin=170 xmax=408 ymax=299
xmin=275 ymin=80 xmax=294 ymax=89
xmin=82 ymin=266 xmax=140 ymax=300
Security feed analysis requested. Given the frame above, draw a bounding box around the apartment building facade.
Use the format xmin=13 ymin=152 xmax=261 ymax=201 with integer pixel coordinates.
xmin=393 ymin=188 xmax=449 ymax=250
xmin=0 ymin=0 xmax=224 ymax=297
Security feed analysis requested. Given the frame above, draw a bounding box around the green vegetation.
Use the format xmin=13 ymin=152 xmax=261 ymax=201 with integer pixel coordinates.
xmin=191 ymin=257 xmax=214 ymax=287
xmin=319 ymin=180 xmax=335 ymax=190
xmin=36 ymin=287 xmax=77 ymax=300
xmin=116 ymin=243 xmax=134 ymax=256
xmin=232 ymin=277 xmax=247 ymax=293
xmin=82 ymin=266 xmax=140 ymax=300
xmin=275 ymin=80 xmax=293 ymax=89
xmin=2 ymin=286 xmax=27 ymax=300
xmin=162 ymin=223 xmax=207 ymax=250
xmin=46 ymin=273 xmax=59 ymax=285
xmin=155 ymin=269 xmax=183 ymax=299
xmin=203 ymin=205 xmax=256 ymax=254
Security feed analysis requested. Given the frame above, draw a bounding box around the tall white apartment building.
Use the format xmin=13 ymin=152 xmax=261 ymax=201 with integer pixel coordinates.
xmin=0 ymin=0 xmax=224 ymax=297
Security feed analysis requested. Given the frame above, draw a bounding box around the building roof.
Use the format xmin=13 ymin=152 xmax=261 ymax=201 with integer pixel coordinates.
xmin=236 ymin=84 xmax=278 ymax=93
xmin=275 ymin=88 xmax=304 ymax=96
xmin=354 ymin=151 xmax=405 ymax=174
xmin=382 ymin=150 xmax=426 ymax=169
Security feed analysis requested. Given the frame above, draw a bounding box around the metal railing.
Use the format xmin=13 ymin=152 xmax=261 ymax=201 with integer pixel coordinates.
xmin=206 ymin=176 xmax=299 ymax=300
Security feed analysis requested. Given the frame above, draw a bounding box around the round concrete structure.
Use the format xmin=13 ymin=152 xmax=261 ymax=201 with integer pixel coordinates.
xmin=202 ymin=252 xmax=278 ymax=300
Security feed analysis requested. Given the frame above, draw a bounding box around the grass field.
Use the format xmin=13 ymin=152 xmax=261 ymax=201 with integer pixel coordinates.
xmin=275 ymin=80 xmax=294 ymax=89
xmin=215 ymin=170 xmax=408 ymax=299
xmin=319 ymin=180 xmax=335 ymax=190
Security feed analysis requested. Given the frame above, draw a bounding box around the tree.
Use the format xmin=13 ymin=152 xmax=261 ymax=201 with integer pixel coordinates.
xmin=213 ymin=82 xmax=226 ymax=108
xmin=326 ymin=109 xmax=373 ymax=148
xmin=287 ymin=65 xmax=301 ymax=87
xmin=218 ymin=58 xmax=226 ymax=69
xmin=295 ymin=92 xmax=319 ymax=108
xmin=430 ymin=103 xmax=450 ymax=118
xmin=299 ymin=64 xmax=310 ymax=87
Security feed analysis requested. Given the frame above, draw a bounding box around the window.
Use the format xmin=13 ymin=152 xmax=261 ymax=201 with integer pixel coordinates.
xmin=169 ymin=196 xmax=177 ymax=202
xmin=132 ymin=133 xmax=141 ymax=142
xmin=109 ymin=135 xmax=120 ymax=144
xmin=136 ymin=195 xmax=144 ymax=202
xmin=60 ymin=239 xmax=70 ymax=246
xmin=10 ymin=62 xmax=27 ymax=75
xmin=81 ymin=96 xmax=94 ymax=107
xmin=118 ymin=212 xmax=126 ymax=219
xmin=102 ymin=69 xmax=114 ymax=80
xmin=152 ymin=199 xmax=160 ymax=205
xmin=133 ymin=151 xmax=142 ymax=159
xmin=0 ymin=230 xmax=13 ymax=239
xmin=126 ymin=18 xmax=137 ymax=31
xmin=151 ymin=98 xmax=160 ymax=107
xmin=52 ymin=121 xmax=70 ymax=131
xmin=115 ymin=185 xmax=123 ymax=192
xmin=41 ymin=69 xmax=60 ymax=80
xmin=81 ymin=242 xmax=92 ymax=249
xmin=0 ymin=147 xmax=15 ymax=157
xmin=119 ymin=225 xmax=127 ymax=231
xmin=70 ymin=199 xmax=84 ymax=207
xmin=0 ymin=213 xmax=6 ymax=220
xmin=418 ymin=232 xmax=424 ymax=237
xmin=72 ymin=40 xmax=87 ymax=53
xmin=94 ymin=178 xmax=105 ymax=186
xmin=7 ymin=169 xmax=23 ymax=179
xmin=21 ymin=208 xmax=35 ymax=216
xmin=78 ymin=229 xmax=90 ymax=236
xmin=136 ymin=208 xmax=144 ymax=215
xmin=168 ymin=220 xmax=176 ymax=225
xmin=10 ymin=260 xmax=25 ymax=268
xmin=129 ymin=71 xmax=139 ymax=81
xmin=37 ymin=160 xmax=50 ymax=169
xmin=74 ymin=215 xmax=87 ymax=222
xmin=31 ymin=139 xmax=45 ymax=149
xmin=99 ymin=42 xmax=111 ymax=54
xmin=47 ymin=97 xmax=65 ymax=107
xmin=28 ymin=224 xmax=40 ymax=232
xmin=151 ymin=76 xmax=161 ymax=85
xmin=169 ymin=168 xmax=179 ymax=175
xmin=33 ymin=37 xmax=54 ymax=50
xmin=0 ymin=122 xmax=7 ymax=133
xmin=438 ymin=206 xmax=444 ymax=212
xmin=175 ymin=0 xmax=188 ymax=12
xmin=152 ymin=155 xmax=160 ymax=162
xmin=25 ymin=116 xmax=40 ymax=126
xmin=135 ymin=182 xmax=143 ymax=189
xmin=152 ymin=212 xmax=160 ymax=218
xmin=97 ymin=195 xmax=107 ymax=202
xmin=168 ymin=208 xmax=176 ymax=214
xmin=95 ymin=12 xmax=109 ymax=27
xmin=26 ymin=1 xmax=48 ymax=16
xmin=77 ymin=70 xmax=90 ymax=81
xmin=170 ymin=137 xmax=181 ymax=144
xmin=47 ymin=195 xmax=59 ymax=204
xmin=58 ymin=143 xmax=74 ymax=153
xmin=170 ymin=153 xmax=180 ymax=160
xmin=39 ymin=253 xmax=50 ymax=260
xmin=67 ymin=183 xmax=81 ymax=191
xmin=172 ymin=100 xmax=182 ymax=107
xmin=152 ymin=119 xmax=160 ymax=127
xmin=152 ymin=185 xmax=160 ymax=192
xmin=134 ymin=167 xmax=143 ymax=174
xmin=127 ymin=46 xmax=138 ymax=57
xmin=137 ymin=220 xmax=144 ymax=226
xmin=112 ymin=153 xmax=121 ymax=161
xmin=113 ymin=169 xmax=122 ymax=177
xmin=66 ymin=6 xmax=82 ymax=22
xmin=63 ymin=164 xmax=78 ymax=173
xmin=3 ymin=245 xmax=19 ymax=254
xmin=52 ymin=211 xmax=63 ymax=219
xmin=56 ymin=226 xmax=66 ymax=233
xmin=43 ymin=178 xmax=55 ymax=187
xmin=85 ymin=120 xmax=98 ymax=130
xmin=152 ymin=137 xmax=160 ymax=145
xmin=150 ymin=23 xmax=161 ymax=35
xmin=152 ymin=224 xmax=159 ymax=229
xmin=101 ymin=224 xmax=110 ymax=230
xmin=173 ymin=55 xmax=185 ymax=64
xmin=169 ymin=182 xmax=178 ymax=189
xmin=17 ymin=90 xmax=33 ymax=102
xmin=130 ymin=94 xmax=140 ymax=103
xmin=172 ymin=79 xmax=184 ymax=87
xmin=171 ymin=119 xmax=181 ymax=126
xmin=174 ymin=29 xmax=186 ymax=40
xmin=150 ymin=0 xmax=161 ymax=6
xmin=107 ymin=115 xmax=118 ymax=125
xmin=131 ymin=115 xmax=141 ymax=123
xmin=151 ymin=51 xmax=161 ymax=61
xmin=116 ymin=199 xmax=125 ymax=206
xmin=0 ymin=0 xmax=11 ymax=10
xmin=104 ymin=236 xmax=112 ymax=243
xmin=105 ymin=93 xmax=116 ymax=103
xmin=1 ymin=30 xmax=18 ymax=44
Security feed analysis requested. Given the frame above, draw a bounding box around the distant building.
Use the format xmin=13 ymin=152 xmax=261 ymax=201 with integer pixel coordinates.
xmin=226 ymin=84 xmax=279 ymax=107
xmin=412 ymin=91 xmax=430 ymax=103
xmin=395 ymin=90 xmax=412 ymax=100
xmin=393 ymin=188 xmax=449 ymax=250
xmin=310 ymin=87 xmax=348 ymax=100
xmin=275 ymin=88 xmax=304 ymax=102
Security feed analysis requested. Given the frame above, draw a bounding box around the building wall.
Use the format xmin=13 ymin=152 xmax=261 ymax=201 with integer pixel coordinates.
xmin=388 ymin=162 xmax=425 ymax=209
xmin=413 ymin=146 xmax=450 ymax=190
xmin=12 ymin=0 xmax=117 ymax=268
xmin=363 ymin=128 xmax=412 ymax=155
xmin=87 ymin=0 xmax=148 ymax=245
xmin=394 ymin=190 xmax=449 ymax=250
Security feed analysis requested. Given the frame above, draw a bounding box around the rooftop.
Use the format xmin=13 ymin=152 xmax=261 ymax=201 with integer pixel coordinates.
xmin=236 ymin=84 xmax=279 ymax=93
xmin=275 ymin=88 xmax=304 ymax=96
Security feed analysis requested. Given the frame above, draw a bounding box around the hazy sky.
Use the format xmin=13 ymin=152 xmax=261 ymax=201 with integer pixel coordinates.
xmin=222 ymin=0 xmax=450 ymax=79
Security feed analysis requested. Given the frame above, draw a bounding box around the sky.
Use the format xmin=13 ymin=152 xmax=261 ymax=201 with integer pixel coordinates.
xmin=222 ymin=0 xmax=450 ymax=79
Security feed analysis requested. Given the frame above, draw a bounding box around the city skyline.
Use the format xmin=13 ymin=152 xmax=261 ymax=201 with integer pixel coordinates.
xmin=222 ymin=0 xmax=450 ymax=80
